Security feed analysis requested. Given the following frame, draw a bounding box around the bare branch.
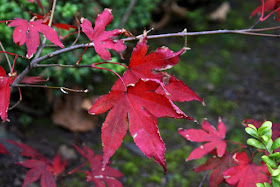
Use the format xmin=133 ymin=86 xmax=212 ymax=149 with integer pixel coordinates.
xmin=11 ymin=26 xmax=280 ymax=87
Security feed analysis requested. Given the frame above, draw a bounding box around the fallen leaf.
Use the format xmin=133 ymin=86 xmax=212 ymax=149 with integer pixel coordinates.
xmin=52 ymin=94 xmax=98 ymax=132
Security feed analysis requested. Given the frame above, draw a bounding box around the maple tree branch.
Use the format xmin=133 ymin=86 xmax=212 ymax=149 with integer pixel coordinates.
xmin=11 ymin=26 xmax=280 ymax=87
xmin=198 ymin=170 xmax=209 ymax=187
xmin=12 ymin=83 xmax=88 ymax=93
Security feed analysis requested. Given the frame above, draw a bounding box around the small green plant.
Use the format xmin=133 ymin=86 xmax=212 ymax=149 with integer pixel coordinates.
xmin=246 ymin=121 xmax=280 ymax=187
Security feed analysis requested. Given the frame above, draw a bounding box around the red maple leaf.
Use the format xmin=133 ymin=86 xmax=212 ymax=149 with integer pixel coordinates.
xmin=111 ymin=35 xmax=203 ymax=103
xmin=72 ymin=145 xmax=123 ymax=187
xmin=0 ymin=64 xmax=48 ymax=122
xmin=89 ymin=79 xmax=191 ymax=172
xmin=224 ymin=151 xmax=270 ymax=187
xmin=0 ymin=66 xmax=15 ymax=122
xmin=194 ymin=152 xmax=236 ymax=187
xmin=178 ymin=118 xmax=227 ymax=161
xmin=8 ymin=18 xmax=64 ymax=58
xmin=6 ymin=140 xmax=66 ymax=187
xmin=250 ymin=0 xmax=280 ymax=21
xmin=80 ymin=8 xmax=126 ymax=60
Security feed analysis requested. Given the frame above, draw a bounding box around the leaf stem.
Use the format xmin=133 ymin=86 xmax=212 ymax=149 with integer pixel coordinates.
xmin=92 ymin=64 xmax=127 ymax=91
xmin=0 ymin=42 xmax=12 ymax=71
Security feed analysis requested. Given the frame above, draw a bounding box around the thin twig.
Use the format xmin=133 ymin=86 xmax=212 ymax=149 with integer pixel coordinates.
xmin=198 ymin=170 xmax=209 ymax=187
xmin=13 ymin=83 xmax=88 ymax=93
xmin=119 ymin=0 xmax=138 ymax=28
xmin=0 ymin=41 xmax=12 ymax=71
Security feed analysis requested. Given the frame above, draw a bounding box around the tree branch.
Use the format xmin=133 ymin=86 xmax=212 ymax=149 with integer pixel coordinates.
xmin=11 ymin=26 xmax=280 ymax=87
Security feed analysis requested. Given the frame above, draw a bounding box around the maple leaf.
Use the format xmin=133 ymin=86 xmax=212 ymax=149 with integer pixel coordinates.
xmin=0 ymin=66 xmax=15 ymax=122
xmin=0 ymin=63 xmax=48 ymax=122
xmin=6 ymin=140 xmax=66 ymax=187
xmin=111 ymin=35 xmax=203 ymax=103
xmin=89 ymin=79 xmax=191 ymax=172
xmin=194 ymin=152 xmax=236 ymax=187
xmin=178 ymin=118 xmax=227 ymax=161
xmin=8 ymin=18 xmax=64 ymax=58
xmin=80 ymin=8 xmax=126 ymax=60
xmin=72 ymin=145 xmax=123 ymax=187
xmin=224 ymin=151 xmax=270 ymax=187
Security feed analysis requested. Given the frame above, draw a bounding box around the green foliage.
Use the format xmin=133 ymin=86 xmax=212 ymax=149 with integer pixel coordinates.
xmin=246 ymin=121 xmax=280 ymax=186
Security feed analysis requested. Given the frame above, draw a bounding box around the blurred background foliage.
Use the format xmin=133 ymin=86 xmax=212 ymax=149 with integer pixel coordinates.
xmin=1 ymin=0 xmax=280 ymax=186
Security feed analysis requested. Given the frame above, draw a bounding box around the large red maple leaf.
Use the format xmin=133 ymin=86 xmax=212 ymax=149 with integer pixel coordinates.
xmin=224 ymin=151 xmax=270 ymax=187
xmin=194 ymin=152 xmax=236 ymax=187
xmin=8 ymin=18 xmax=64 ymax=58
xmin=178 ymin=118 xmax=227 ymax=161
xmin=111 ymin=35 xmax=203 ymax=103
xmin=89 ymin=79 xmax=191 ymax=172
xmin=72 ymin=145 xmax=123 ymax=187
xmin=6 ymin=140 xmax=67 ymax=187
xmin=80 ymin=9 xmax=126 ymax=60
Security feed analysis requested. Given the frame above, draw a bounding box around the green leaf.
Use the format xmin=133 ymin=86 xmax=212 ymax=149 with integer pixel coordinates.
xmin=267 ymin=164 xmax=274 ymax=174
xmin=256 ymin=183 xmax=265 ymax=187
xmin=270 ymin=152 xmax=280 ymax=159
xmin=272 ymin=138 xmax=280 ymax=151
xmin=261 ymin=121 xmax=273 ymax=129
xmin=271 ymin=169 xmax=280 ymax=177
xmin=245 ymin=127 xmax=259 ymax=138
xmin=248 ymin=124 xmax=258 ymax=131
xmin=265 ymin=139 xmax=273 ymax=153
xmin=263 ymin=129 xmax=272 ymax=140
xmin=273 ymin=176 xmax=280 ymax=185
xmin=258 ymin=121 xmax=272 ymax=135
xmin=261 ymin=135 xmax=269 ymax=143
xmin=262 ymin=156 xmax=277 ymax=168
xmin=247 ymin=138 xmax=265 ymax=149
xmin=264 ymin=182 xmax=272 ymax=187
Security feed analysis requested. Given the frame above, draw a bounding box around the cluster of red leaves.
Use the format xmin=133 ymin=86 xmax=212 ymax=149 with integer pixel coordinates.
xmin=71 ymin=145 xmax=123 ymax=187
xmin=179 ymin=118 xmax=270 ymax=187
xmin=251 ymin=0 xmax=280 ymax=21
xmin=0 ymin=140 xmax=123 ymax=187
xmin=5 ymin=140 xmax=67 ymax=187
xmin=89 ymin=31 xmax=203 ymax=172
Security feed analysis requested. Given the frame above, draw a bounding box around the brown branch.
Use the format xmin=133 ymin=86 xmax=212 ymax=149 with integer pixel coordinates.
xmin=11 ymin=26 xmax=280 ymax=87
